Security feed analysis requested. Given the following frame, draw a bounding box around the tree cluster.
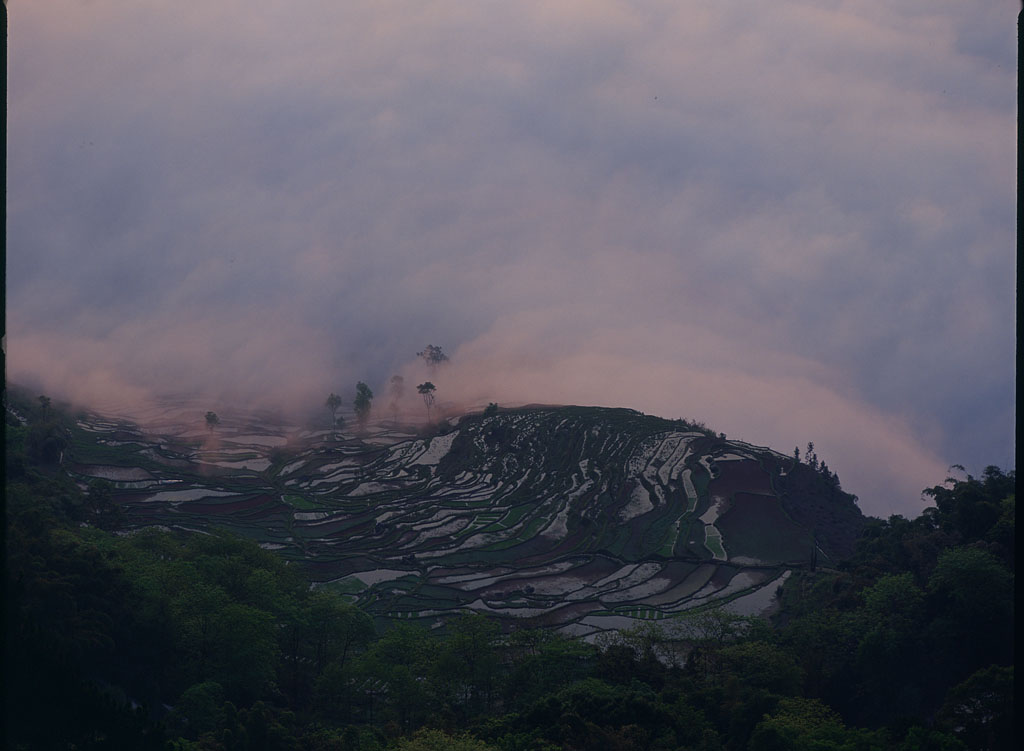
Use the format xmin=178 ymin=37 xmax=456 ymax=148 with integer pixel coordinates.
xmin=320 ymin=344 xmax=448 ymax=433
xmin=416 ymin=345 xmax=449 ymax=371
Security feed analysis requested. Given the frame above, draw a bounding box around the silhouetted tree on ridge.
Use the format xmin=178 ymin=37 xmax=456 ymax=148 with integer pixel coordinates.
xmin=417 ymin=382 xmax=436 ymax=423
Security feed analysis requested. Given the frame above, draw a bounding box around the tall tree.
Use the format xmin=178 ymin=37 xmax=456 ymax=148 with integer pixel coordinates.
xmin=353 ymin=382 xmax=373 ymax=430
xmin=417 ymin=382 xmax=436 ymax=423
xmin=388 ymin=375 xmax=405 ymax=425
xmin=325 ymin=393 xmax=342 ymax=431
xmin=357 ymin=623 xmax=438 ymax=732
xmin=436 ymin=614 xmax=501 ymax=714
xmin=205 ymin=412 xmax=219 ymax=432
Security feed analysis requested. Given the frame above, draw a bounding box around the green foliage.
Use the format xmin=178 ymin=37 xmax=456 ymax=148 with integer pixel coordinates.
xmin=5 ymin=501 xmax=167 ymax=747
xmin=925 ymin=546 xmax=1013 ymax=680
xmin=434 ymin=614 xmax=502 ymax=716
xmin=924 ymin=466 xmax=1014 ymax=544
xmin=86 ymin=478 xmax=125 ymax=529
xmin=927 ymin=546 xmax=1012 ymax=618
xmin=168 ymin=680 xmax=226 ymax=738
xmin=26 ymin=418 xmax=69 ymax=464
xmin=936 ymin=665 xmax=1014 ymax=751
xmin=749 ymin=697 xmax=888 ymax=751
xmin=355 ymin=622 xmax=439 ymax=732
xmin=854 ymin=573 xmax=928 ymax=714
xmin=503 ymin=629 xmax=597 ymax=708
xmin=896 ymin=726 xmax=966 ymax=751
xmin=774 ymin=465 xmax=1016 ymax=729
xmin=715 ymin=641 xmax=803 ymax=696
xmin=11 ymin=393 xmax=74 ymax=466
xmin=523 ymin=678 xmax=684 ymax=750
xmin=393 ymin=728 xmax=494 ymax=751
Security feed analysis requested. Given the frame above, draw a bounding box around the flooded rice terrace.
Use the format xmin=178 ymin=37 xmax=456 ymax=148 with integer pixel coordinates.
xmin=67 ymin=398 xmax=811 ymax=635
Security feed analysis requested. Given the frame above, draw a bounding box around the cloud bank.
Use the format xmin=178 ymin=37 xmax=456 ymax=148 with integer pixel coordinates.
xmin=7 ymin=1 xmax=1015 ymax=517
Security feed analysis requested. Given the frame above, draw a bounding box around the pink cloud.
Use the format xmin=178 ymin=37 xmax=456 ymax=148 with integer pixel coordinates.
xmin=426 ymin=312 xmax=950 ymax=518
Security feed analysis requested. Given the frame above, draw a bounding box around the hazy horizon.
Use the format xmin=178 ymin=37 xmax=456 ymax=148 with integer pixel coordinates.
xmin=7 ymin=1 xmax=1016 ymax=518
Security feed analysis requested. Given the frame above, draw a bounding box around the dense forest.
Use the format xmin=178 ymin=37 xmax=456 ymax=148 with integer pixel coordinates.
xmin=4 ymin=396 xmax=1014 ymax=750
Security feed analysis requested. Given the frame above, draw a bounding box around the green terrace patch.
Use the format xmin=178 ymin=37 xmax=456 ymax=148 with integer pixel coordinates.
xmin=283 ymin=494 xmax=320 ymax=510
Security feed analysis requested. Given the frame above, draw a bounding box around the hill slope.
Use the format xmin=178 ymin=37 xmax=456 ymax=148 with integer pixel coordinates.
xmin=56 ymin=400 xmax=866 ymax=635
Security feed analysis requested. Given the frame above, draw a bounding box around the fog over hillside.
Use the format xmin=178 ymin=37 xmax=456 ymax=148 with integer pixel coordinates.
xmin=7 ymin=1 xmax=1015 ymax=518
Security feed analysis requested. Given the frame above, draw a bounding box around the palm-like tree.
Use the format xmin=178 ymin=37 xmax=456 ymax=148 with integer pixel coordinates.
xmin=417 ymin=382 xmax=436 ymax=422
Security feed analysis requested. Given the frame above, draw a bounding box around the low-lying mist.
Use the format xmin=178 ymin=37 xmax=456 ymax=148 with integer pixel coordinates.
xmin=9 ymin=308 xmax=950 ymax=520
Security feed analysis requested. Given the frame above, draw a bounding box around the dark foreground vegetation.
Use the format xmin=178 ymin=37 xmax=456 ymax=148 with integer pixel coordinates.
xmin=4 ymin=397 xmax=1014 ymax=750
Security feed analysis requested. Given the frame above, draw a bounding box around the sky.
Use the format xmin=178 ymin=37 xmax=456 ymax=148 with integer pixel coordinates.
xmin=6 ymin=1 xmax=1016 ymax=518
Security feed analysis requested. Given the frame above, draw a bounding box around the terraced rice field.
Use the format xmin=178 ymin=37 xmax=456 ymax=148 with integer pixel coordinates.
xmin=67 ymin=401 xmax=817 ymax=636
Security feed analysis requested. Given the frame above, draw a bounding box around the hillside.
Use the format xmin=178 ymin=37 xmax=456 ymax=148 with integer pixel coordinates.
xmin=7 ymin=390 xmax=1013 ymax=750
xmin=37 ymin=396 xmax=866 ymax=634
